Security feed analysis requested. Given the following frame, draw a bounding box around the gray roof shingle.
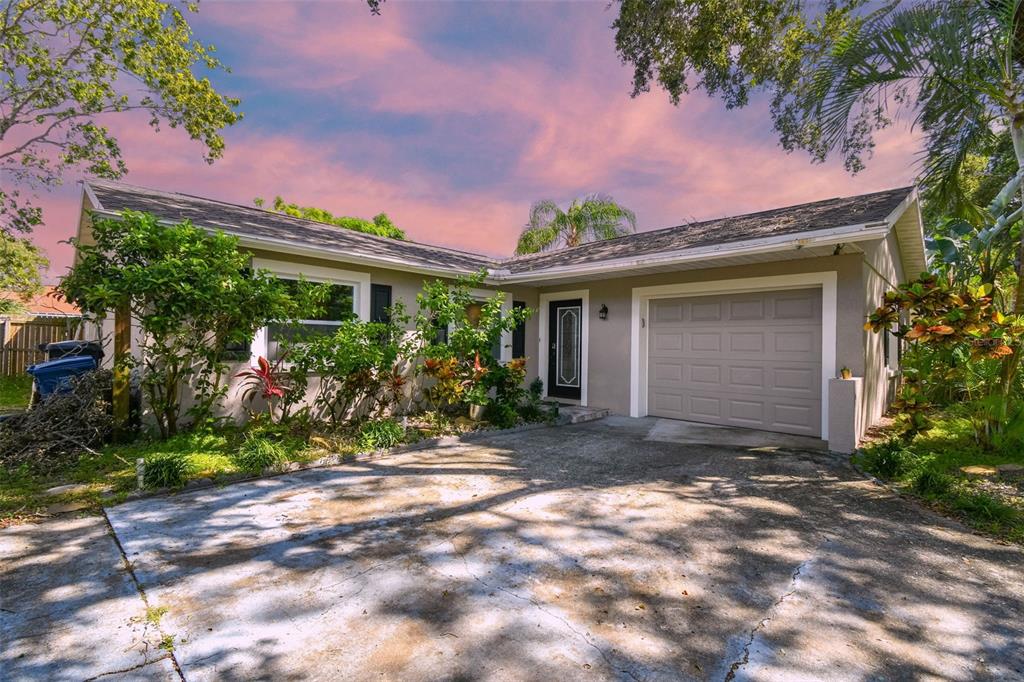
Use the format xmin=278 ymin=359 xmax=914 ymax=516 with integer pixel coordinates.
xmin=501 ymin=186 xmax=913 ymax=273
xmin=85 ymin=181 xmax=913 ymax=278
xmin=86 ymin=180 xmax=496 ymax=273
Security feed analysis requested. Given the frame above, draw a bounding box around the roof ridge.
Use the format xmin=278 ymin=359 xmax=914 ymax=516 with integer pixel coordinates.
xmin=84 ymin=179 xmax=497 ymax=264
xmin=501 ymin=185 xmax=914 ymax=265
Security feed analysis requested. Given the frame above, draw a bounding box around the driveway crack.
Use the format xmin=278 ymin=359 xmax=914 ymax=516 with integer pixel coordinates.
xmin=82 ymin=654 xmax=174 ymax=681
xmin=723 ymin=557 xmax=813 ymax=682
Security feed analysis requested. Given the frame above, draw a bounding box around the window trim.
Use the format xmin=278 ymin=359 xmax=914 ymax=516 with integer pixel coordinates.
xmin=249 ymin=258 xmax=370 ymax=364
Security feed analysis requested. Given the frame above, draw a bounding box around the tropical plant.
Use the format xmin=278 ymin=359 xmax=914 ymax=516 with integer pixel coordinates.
xmin=236 ymin=356 xmax=293 ymax=423
xmin=514 ymin=195 xmax=636 ymax=255
xmin=866 ymin=273 xmax=1024 ymax=442
xmin=255 ymin=196 xmax=406 ymax=240
xmin=415 ymin=272 xmax=532 ymax=412
xmin=60 ymin=212 xmax=326 ymax=438
xmin=614 ymin=2 xmax=1024 ymax=297
xmin=282 ymin=302 xmax=415 ymax=426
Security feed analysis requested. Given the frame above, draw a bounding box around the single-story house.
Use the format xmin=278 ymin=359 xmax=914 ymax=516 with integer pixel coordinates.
xmin=75 ymin=180 xmax=926 ymax=453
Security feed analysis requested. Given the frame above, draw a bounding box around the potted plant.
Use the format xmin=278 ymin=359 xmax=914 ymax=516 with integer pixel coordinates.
xmin=840 ymin=366 xmax=853 ymax=379
xmin=465 ymin=383 xmax=489 ymax=421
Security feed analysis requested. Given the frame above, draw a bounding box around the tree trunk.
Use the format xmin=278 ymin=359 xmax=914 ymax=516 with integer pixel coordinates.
xmin=112 ymin=303 xmax=132 ymax=443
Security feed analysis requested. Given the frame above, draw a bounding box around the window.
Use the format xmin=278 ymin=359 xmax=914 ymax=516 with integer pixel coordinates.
xmin=512 ymin=301 xmax=527 ymax=359
xmin=266 ymin=280 xmax=355 ymax=361
xmin=371 ymin=284 xmax=392 ymax=323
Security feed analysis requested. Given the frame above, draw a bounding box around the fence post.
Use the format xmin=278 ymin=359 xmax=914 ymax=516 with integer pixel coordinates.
xmin=113 ymin=303 xmax=131 ymax=441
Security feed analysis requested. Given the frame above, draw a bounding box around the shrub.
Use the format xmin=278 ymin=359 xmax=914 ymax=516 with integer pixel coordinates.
xmin=912 ymin=469 xmax=953 ymax=496
xmin=0 ymin=370 xmax=113 ymax=475
xmin=233 ymin=435 xmax=288 ymax=473
xmin=358 ymin=418 xmax=405 ymax=451
xmin=485 ymin=401 xmax=519 ymax=429
xmin=859 ymin=439 xmax=916 ymax=480
xmin=143 ymin=452 xmax=192 ymax=488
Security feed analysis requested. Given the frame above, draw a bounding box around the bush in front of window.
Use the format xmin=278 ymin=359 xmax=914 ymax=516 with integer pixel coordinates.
xmin=60 ymin=211 xmax=329 ymax=439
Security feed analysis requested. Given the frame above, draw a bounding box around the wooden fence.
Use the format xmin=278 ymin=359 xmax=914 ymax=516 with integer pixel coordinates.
xmin=0 ymin=317 xmax=82 ymax=376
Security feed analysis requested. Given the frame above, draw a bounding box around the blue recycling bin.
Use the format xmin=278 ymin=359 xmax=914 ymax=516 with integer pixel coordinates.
xmin=26 ymin=355 xmax=98 ymax=399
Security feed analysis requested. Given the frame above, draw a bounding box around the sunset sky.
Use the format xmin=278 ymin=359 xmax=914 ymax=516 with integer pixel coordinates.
xmin=28 ymin=1 xmax=921 ymax=281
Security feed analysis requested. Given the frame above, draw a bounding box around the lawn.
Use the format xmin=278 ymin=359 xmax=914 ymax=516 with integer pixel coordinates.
xmin=856 ymin=408 xmax=1024 ymax=545
xmin=0 ymin=429 xmax=348 ymax=527
xmin=0 ymin=375 xmax=33 ymax=412
xmin=0 ymin=413 xmax=478 ymax=527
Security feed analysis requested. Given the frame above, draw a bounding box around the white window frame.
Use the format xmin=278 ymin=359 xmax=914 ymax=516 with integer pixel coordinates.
xmin=250 ymin=258 xmax=370 ymax=364
xmin=538 ymin=289 xmax=590 ymax=406
xmin=630 ymin=272 xmax=837 ymax=440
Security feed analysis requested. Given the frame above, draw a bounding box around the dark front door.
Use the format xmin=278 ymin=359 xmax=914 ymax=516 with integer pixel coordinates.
xmin=548 ymin=298 xmax=582 ymax=400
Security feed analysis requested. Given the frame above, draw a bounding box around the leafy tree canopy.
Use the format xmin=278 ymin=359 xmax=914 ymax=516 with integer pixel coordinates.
xmin=59 ymin=211 xmax=325 ymax=437
xmin=256 ymin=196 xmax=407 ymax=240
xmin=515 ymin=194 xmax=636 ymax=255
xmin=1 ymin=0 xmax=243 ymax=235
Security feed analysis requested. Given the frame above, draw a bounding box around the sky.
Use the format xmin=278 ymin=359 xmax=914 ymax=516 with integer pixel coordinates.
xmin=27 ymin=0 xmax=921 ymax=282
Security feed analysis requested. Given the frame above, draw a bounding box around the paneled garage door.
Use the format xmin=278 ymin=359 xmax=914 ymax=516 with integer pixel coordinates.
xmin=647 ymin=289 xmax=822 ymax=437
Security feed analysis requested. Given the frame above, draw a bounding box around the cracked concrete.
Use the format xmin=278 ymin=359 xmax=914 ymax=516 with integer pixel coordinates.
xmin=6 ymin=417 xmax=1024 ymax=680
xmin=0 ymin=516 xmax=179 ymax=681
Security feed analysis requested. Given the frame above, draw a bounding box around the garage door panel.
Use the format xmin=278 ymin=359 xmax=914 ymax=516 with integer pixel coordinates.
xmin=648 ymin=289 xmax=822 ymax=437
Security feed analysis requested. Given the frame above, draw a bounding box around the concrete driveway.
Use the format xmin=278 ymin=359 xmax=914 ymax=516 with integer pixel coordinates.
xmin=5 ymin=417 xmax=1024 ymax=681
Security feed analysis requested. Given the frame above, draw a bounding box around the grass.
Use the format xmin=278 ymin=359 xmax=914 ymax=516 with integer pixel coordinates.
xmin=0 ymin=375 xmax=33 ymax=412
xmin=856 ymin=407 xmax=1024 ymax=545
xmin=0 ymin=428 xmax=333 ymax=527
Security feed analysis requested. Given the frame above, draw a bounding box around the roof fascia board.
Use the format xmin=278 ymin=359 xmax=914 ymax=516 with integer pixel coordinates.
xmin=494 ymin=220 xmax=893 ymax=283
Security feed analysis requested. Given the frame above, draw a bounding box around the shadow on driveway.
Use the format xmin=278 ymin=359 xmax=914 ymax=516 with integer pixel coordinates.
xmin=10 ymin=416 xmax=1023 ymax=681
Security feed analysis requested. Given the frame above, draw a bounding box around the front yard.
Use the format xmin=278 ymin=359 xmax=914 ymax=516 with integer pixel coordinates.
xmin=857 ymin=408 xmax=1024 ymax=545
xmin=5 ymin=417 xmax=1023 ymax=681
xmin=0 ymin=413 xmax=514 ymax=527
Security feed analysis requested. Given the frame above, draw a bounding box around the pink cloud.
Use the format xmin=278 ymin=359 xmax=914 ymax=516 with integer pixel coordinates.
xmin=26 ymin=1 xmax=923 ymax=281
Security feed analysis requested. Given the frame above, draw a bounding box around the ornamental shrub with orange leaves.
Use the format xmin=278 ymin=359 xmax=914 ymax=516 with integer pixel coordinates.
xmin=866 ymin=274 xmax=1023 ymax=444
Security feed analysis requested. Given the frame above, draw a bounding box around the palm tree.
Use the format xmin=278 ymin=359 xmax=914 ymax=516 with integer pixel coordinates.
xmin=514 ymin=195 xmax=636 ymax=255
xmin=789 ymin=1 xmax=1022 ymax=291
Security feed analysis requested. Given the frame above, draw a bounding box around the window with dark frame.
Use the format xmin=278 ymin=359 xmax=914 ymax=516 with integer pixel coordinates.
xmin=370 ymin=283 xmax=392 ymax=323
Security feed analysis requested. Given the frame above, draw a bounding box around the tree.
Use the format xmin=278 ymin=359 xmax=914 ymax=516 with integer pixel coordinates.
xmin=256 ymin=196 xmax=407 ymax=240
xmin=1 ymin=0 xmax=242 ymax=303
xmin=514 ymin=195 xmax=636 ymax=255
xmin=59 ymin=212 xmax=325 ymax=438
xmin=0 ymin=233 xmax=47 ymax=315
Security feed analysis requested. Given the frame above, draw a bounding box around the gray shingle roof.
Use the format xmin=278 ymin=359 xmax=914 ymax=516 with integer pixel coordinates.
xmin=501 ymin=186 xmax=913 ymax=273
xmin=86 ymin=180 xmax=496 ymax=273
xmin=85 ymin=180 xmax=913 ymax=278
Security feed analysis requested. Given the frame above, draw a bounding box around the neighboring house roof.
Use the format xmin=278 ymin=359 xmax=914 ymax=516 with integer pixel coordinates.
xmin=85 ymin=180 xmax=495 ymax=275
xmin=82 ymin=181 xmax=922 ymax=282
xmin=0 ymin=286 xmax=80 ymax=317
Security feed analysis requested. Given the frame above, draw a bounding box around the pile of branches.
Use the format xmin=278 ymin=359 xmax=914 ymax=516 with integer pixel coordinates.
xmin=0 ymin=370 xmax=114 ymax=475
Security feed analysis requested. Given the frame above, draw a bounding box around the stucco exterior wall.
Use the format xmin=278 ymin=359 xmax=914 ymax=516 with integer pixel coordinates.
xmin=536 ymin=255 xmax=865 ymax=418
xmin=859 ymin=233 xmax=906 ymax=434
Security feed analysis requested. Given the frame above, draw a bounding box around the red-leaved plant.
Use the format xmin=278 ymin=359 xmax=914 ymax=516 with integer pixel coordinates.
xmin=236 ymin=355 xmax=291 ymax=422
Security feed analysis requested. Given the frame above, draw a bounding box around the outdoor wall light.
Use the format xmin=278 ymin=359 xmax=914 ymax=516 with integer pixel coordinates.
xmin=598 ymin=304 xmax=608 ymax=320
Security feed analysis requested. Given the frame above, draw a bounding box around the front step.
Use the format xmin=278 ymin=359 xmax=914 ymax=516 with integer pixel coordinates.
xmin=550 ymin=404 xmax=611 ymax=424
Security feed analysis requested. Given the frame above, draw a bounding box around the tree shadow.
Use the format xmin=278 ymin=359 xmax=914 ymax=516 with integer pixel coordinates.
xmin=10 ymin=418 xmax=1024 ymax=680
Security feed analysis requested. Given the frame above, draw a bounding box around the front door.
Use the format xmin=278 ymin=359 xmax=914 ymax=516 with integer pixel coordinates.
xmin=548 ymin=299 xmax=582 ymax=400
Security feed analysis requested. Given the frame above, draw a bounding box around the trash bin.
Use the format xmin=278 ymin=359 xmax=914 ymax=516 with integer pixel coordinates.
xmin=26 ymin=355 xmax=98 ymax=399
xmin=39 ymin=340 xmax=104 ymax=363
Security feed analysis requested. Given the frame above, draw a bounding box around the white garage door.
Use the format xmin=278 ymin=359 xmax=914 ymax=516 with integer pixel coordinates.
xmin=647 ymin=289 xmax=822 ymax=437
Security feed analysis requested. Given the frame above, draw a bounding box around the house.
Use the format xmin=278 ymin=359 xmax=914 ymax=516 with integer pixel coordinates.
xmin=75 ymin=180 xmax=926 ymax=453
